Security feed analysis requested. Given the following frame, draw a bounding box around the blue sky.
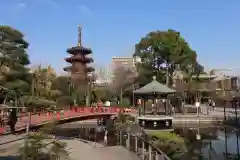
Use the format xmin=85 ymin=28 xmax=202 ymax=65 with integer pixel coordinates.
xmin=1 ymin=0 xmax=240 ymax=74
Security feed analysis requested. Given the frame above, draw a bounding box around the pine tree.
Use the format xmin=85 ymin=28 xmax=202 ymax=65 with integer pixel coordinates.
xmin=0 ymin=26 xmax=31 ymax=102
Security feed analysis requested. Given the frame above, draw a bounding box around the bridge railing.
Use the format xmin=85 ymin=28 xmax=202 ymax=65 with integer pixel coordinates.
xmin=118 ymin=131 xmax=171 ymax=160
xmin=1 ymin=106 xmax=134 ymax=119
xmin=0 ymin=107 xmax=135 ymax=135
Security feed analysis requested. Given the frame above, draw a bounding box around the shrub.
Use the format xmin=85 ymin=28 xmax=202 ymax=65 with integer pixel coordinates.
xmin=20 ymin=96 xmax=56 ymax=111
xmin=56 ymin=96 xmax=74 ymax=108
xmin=147 ymin=131 xmax=187 ymax=159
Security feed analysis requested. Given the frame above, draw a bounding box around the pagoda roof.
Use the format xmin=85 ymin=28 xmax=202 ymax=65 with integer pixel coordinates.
xmin=134 ymin=77 xmax=176 ymax=95
xmin=63 ymin=66 xmax=95 ymax=72
xmin=63 ymin=66 xmax=71 ymax=72
xmin=65 ymin=56 xmax=93 ymax=63
xmin=67 ymin=46 xmax=92 ymax=55
xmin=86 ymin=66 xmax=95 ymax=72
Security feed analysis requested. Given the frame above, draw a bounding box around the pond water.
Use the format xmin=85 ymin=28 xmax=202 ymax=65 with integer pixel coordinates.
xmin=56 ymin=121 xmax=240 ymax=160
xmin=173 ymin=124 xmax=240 ymax=160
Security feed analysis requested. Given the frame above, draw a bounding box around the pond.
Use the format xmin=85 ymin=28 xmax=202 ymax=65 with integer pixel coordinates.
xmin=56 ymin=121 xmax=240 ymax=160
xmin=173 ymin=124 xmax=240 ymax=160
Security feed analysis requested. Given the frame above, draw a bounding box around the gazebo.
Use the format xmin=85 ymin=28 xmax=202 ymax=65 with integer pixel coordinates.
xmin=134 ymin=77 xmax=176 ymax=94
xmin=134 ymin=76 xmax=176 ymax=130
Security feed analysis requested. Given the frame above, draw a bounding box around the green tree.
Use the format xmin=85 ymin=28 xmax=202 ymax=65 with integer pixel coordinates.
xmin=31 ymin=65 xmax=61 ymax=99
xmin=51 ymin=75 xmax=88 ymax=107
xmin=0 ymin=26 xmax=31 ymax=105
xmin=93 ymin=86 xmax=113 ymax=101
xmin=134 ymin=29 xmax=203 ymax=86
xmin=15 ymin=65 xmax=60 ymax=111
xmin=114 ymin=113 xmax=135 ymax=131
xmin=19 ymin=123 xmax=69 ymax=160
xmin=51 ymin=76 xmax=70 ymax=96
xmin=148 ymin=131 xmax=187 ymax=160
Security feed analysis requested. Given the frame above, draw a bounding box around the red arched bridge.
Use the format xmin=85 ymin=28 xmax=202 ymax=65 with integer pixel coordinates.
xmin=0 ymin=107 xmax=135 ymax=135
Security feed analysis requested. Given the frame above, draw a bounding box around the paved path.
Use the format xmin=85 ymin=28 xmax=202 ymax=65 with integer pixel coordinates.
xmin=0 ymin=137 xmax=24 ymax=156
xmin=63 ymin=139 xmax=140 ymax=160
xmin=0 ymin=133 xmax=27 ymax=145
xmin=199 ymin=104 xmax=240 ymax=117
xmin=0 ymin=136 xmax=54 ymax=156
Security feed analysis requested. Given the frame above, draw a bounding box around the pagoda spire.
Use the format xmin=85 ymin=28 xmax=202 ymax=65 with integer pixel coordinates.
xmin=77 ymin=25 xmax=82 ymax=46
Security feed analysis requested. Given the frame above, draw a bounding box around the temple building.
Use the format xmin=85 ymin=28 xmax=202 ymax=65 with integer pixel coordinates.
xmin=63 ymin=26 xmax=94 ymax=105
xmin=63 ymin=26 xmax=94 ymax=84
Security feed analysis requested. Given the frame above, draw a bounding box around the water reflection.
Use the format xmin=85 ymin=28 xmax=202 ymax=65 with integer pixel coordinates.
xmin=174 ymin=125 xmax=240 ymax=160
xmin=54 ymin=121 xmax=240 ymax=160
xmin=52 ymin=124 xmax=118 ymax=146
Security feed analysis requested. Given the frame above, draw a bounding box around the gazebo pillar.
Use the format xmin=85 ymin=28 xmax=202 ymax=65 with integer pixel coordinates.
xmin=143 ymin=99 xmax=146 ymax=115
xmin=166 ymin=95 xmax=169 ymax=116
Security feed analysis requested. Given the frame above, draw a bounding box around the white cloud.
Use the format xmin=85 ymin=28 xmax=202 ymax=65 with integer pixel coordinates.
xmin=79 ymin=5 xmax=91 ymax=14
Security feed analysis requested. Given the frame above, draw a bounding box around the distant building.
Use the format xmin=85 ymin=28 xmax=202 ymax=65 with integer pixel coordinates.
xmin=212 ymin=75 xmax=239 ymax=91
xmin=192 ymin=72 xmax=240 ymax=97
xmin=111 ymin=56 xmax=137 ymax=82
xmin=111 ymin=56 xmax=136 ymax=70
xmin=94 ymin=67 xmax=112 ymax=85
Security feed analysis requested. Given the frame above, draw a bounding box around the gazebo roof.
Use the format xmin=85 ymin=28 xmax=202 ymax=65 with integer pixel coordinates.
xmin=134 ymin=76 xmax=176 ymax=94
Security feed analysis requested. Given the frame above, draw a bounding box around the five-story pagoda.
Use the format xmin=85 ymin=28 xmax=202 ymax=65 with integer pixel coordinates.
xmin=63 ymin=26 xmax=94 ymax=105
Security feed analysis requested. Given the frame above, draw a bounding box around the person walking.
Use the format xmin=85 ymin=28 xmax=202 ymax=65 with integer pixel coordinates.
xmin=0 ymin=116 xmax=4 ymax=133
xmin=172 ymin=106 xmax=175 ymax=115
xmin=181 ymin=99 xmax=185 ymax=115
xmin=104 ymin=129 xmax=108 ymax=146
xmin=208 ymin=98 xmax=213 ymax=114
xmin=208 ymin=98 xmax=212 ymax=107
xmin=8 ymin=109 xmax=18 ymax=134
xmin=212 ymin=100 xmax=216 ymax=111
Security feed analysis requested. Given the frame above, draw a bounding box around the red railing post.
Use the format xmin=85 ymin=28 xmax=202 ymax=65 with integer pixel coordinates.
xmin=57 ymin=112 xmax=60 ymax=120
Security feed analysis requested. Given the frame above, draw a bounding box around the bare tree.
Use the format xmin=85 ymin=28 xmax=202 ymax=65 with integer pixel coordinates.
xmin=95 ymin=67 xmax=110 ymax=84
xmin=110 ymin=65 xmax=135 ymax=103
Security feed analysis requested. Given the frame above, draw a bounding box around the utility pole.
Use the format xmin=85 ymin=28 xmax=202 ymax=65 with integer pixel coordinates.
xmin=120 ymin=87 xmax=123 ymax=105
xmin=86 ymin=73 xmax=93 ymax=106
xmin=166 ymin=65 xmax=169 ymax=86
xmin=132 ymin=84 xmax=135 ymax=107
xmin=24 ymin=72 xmax=35 ymax=160
xmin=86 ymin=82 xmax=90 ymax=106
